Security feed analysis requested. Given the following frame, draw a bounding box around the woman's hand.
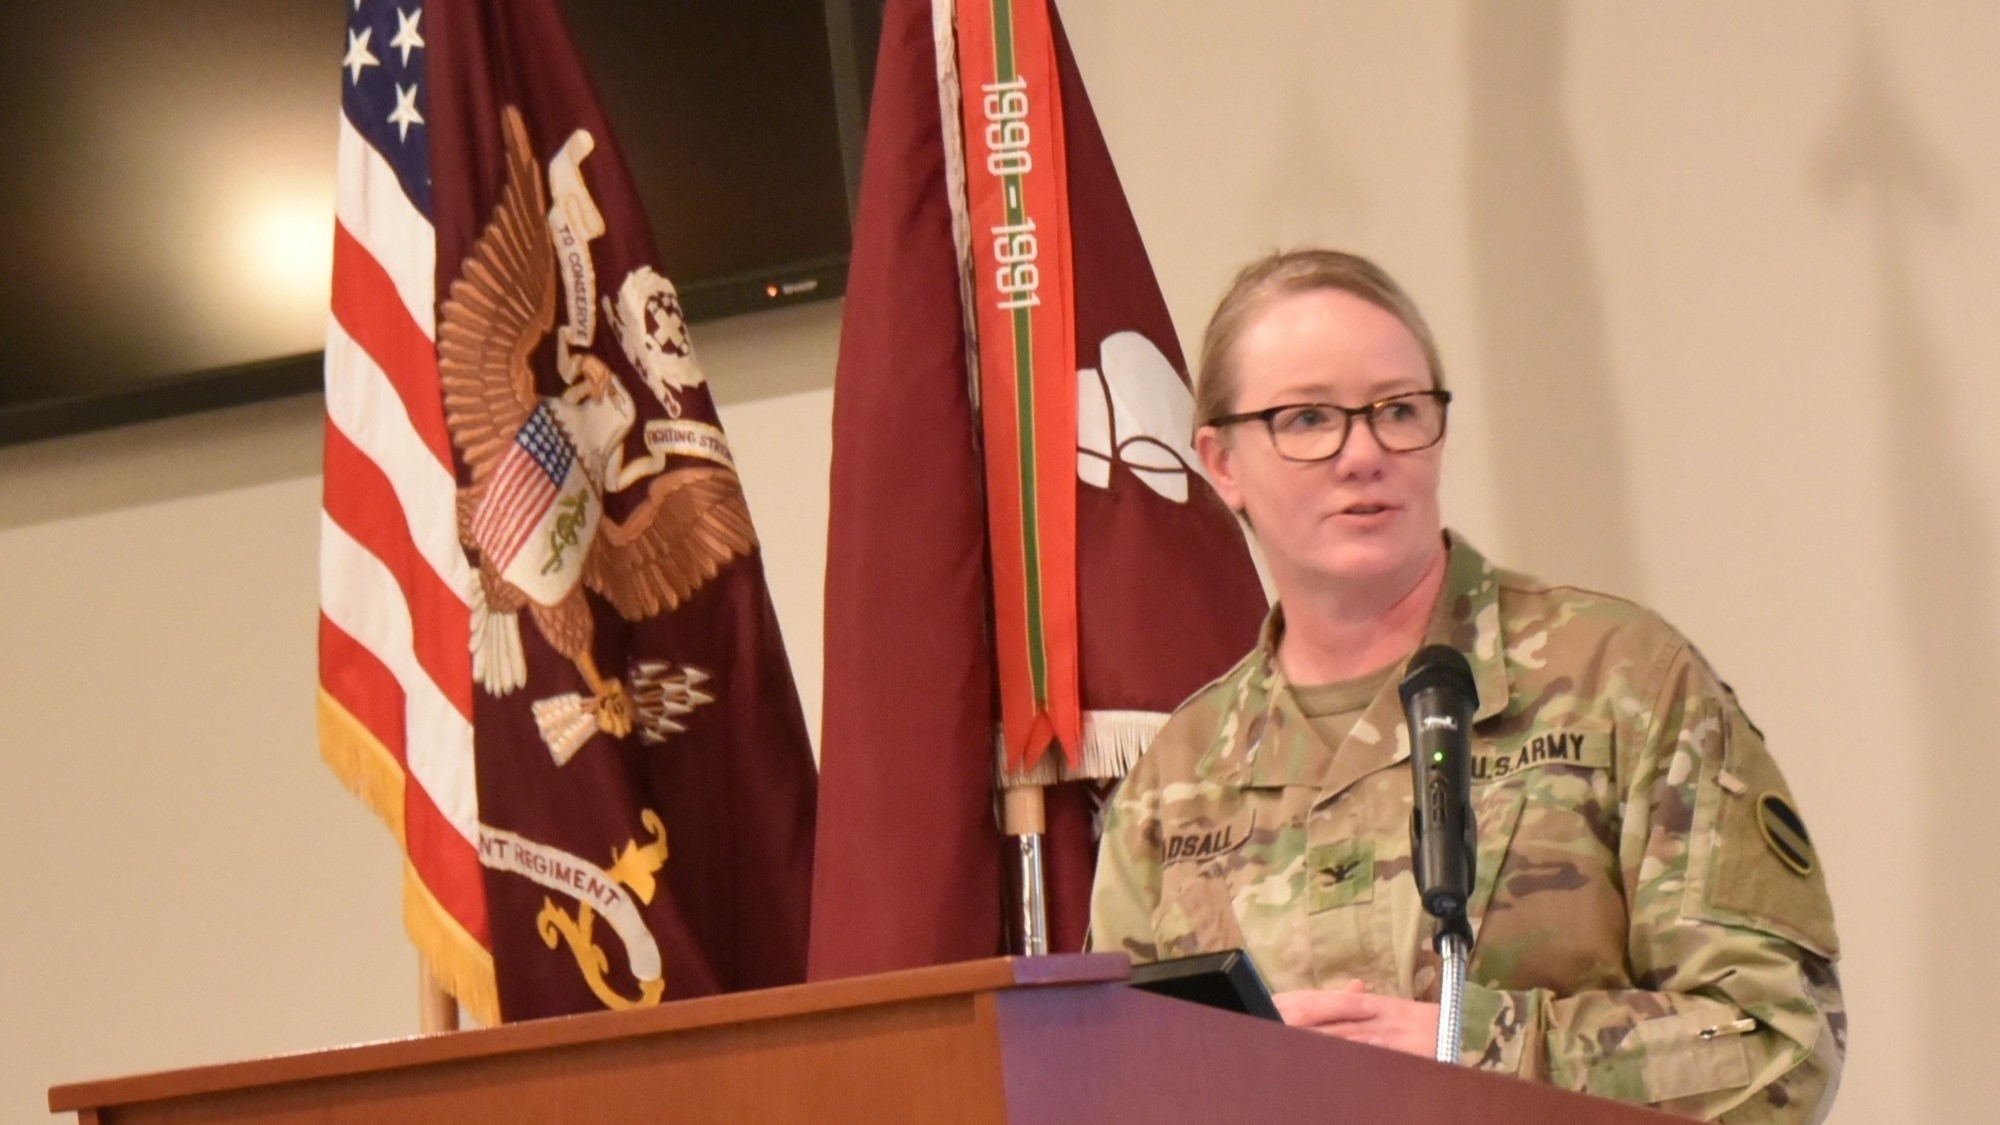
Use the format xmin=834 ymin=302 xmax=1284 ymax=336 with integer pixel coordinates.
xmin=1272 ymin=979 xmax=1441 ymax=1058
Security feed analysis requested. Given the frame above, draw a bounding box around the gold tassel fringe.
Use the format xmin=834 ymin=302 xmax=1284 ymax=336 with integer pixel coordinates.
xmin=402 ymin=864 xmax=500 ymax=1026
xmin=318 ymin=690 xmax=500 ymax=1026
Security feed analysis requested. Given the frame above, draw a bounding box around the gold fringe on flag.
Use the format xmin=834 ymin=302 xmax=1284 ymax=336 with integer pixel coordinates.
xmin=400 ymin=861 xmax=499 ymax=1026
xmin=317 ymin=691 xmax=407 ymax=840
xmin=318 ymin=690 xmax=501 ymax=1026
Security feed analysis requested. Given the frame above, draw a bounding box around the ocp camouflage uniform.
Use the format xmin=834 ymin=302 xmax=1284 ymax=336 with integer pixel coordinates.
xmin=1090 ymin=534 xmax=1843 ymax=1122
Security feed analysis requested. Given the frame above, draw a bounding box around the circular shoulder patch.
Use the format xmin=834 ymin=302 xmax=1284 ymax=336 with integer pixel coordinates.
xmin=1756 ymin=793 xmax=1816 ymax=877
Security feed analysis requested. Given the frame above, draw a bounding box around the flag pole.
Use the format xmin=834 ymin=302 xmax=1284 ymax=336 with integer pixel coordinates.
xmin=1002 ymin=785 xmax=1050 ymax=955
xmin=418 ymin=959 xmax=459 ymax=1033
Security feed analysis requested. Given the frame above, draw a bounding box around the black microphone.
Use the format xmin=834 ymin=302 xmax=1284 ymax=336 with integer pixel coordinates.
xmin=1399 ymin=644 xmax=1478 ymax=945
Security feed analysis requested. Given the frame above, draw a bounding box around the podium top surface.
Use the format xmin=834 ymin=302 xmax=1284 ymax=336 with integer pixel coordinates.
xmin=48 ymin=954 xmax=1129 ymax=1114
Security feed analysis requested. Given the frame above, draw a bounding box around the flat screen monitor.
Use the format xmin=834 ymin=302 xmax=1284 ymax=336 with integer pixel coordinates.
xmin=0 ymin=0 xmax=868 ymax=446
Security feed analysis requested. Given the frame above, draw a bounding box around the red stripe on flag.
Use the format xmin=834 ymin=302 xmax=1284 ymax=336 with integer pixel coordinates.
xmin=323 ymin=423 xmax=475 ymax=721
xmin=403 ymin=765 xmax=490 ymax=945
xmin=319 ymin=613 xmax=407 ymax=766
xmin=330 ymin=222 xmax=454 ymax=470
xmin=319 ymin=614 xmax=487 ymax=946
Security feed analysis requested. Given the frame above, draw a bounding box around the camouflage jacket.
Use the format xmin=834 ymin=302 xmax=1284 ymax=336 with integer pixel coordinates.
xmin=1090 ymin=535 xmax=1844 ymax=1122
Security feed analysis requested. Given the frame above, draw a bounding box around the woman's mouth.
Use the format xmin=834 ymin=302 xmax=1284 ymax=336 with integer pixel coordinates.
xmin=1330 ymin=502 xmax=1400 ymax=529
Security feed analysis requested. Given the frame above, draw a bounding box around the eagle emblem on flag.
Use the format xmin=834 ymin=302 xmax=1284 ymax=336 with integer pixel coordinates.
xmin=439 ymin=106 xmax=751 ymax=764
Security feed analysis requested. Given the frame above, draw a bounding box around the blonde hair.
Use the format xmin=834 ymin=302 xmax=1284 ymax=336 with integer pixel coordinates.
xmin=1193 ymin=249 xmax=1444 ymax=429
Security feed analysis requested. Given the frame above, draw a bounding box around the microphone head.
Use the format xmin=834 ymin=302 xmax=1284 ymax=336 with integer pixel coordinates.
xmin=1399 ymin=643 xmax=1479 ymax=935
xmin=1398 ymin=644 xmax=1475 ymax=706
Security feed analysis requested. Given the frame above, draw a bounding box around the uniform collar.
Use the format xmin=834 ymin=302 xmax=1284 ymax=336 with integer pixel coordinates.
xmin=1434 ymin=531 xmax=1511 ymax=727
xmin=1202 ymin=531 xmax=1513 ymax=789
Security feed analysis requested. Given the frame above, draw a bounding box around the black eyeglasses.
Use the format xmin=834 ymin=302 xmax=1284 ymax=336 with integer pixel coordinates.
xmin=1205 ymin=390 xmax=1452 ymax=463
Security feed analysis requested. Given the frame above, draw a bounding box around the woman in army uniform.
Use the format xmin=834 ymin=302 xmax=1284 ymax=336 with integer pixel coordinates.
xmin=1088 ymin=250 xmax=1844 ymax=1122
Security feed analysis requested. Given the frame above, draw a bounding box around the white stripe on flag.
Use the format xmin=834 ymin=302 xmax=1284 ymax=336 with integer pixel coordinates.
xmin=325 ymin=321 xmax=473 ymax=599
xmin=320 ymin=512 xmax=479 ymax=844
xmin=335 ymin=113 xmax=437 ymax=339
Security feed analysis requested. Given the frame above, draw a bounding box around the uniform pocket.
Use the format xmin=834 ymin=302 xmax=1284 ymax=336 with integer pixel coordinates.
xmin=1684 ymin=703 xmax=1838 ymax=960
xmin=1465 ymin=722 xmax=1620 ymax=973
xmin=1594 ymin=1011 xmax=1754 ymax=1104
xmin=1149 ymin=808 xmax=1255 ymax=957
xmin=1153 ymin=861 xmax=1249 ymax=956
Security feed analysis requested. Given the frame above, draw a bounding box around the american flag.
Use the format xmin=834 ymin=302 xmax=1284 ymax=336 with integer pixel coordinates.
xmin=318 ymin=0 xmax=495 ymax=1022
xmin=469 ymin=405 xmax=578 ymax=573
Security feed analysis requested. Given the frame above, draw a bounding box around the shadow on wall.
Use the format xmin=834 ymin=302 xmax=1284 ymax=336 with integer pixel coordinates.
xmin=1465 ymin=0 xmax=1640 ymax=596
xmin=1811 ymin=23 xmax=2000 ymax=1121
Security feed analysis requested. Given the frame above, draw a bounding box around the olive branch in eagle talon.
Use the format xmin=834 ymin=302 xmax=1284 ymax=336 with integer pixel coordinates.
xmin=438 ymin=106 xmax=753 ymax=744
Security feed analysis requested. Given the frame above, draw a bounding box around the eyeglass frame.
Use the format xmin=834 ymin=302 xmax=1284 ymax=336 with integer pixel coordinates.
xmin=1202 ymin=389 xmax=1454 ymax=463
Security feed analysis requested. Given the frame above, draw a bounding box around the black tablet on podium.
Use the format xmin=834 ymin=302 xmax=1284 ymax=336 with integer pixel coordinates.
xmin=1126 ymin=949 xmax=1282 ymax=1021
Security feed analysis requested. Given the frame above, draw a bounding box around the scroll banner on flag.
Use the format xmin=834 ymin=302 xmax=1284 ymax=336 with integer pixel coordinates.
xmin=319 ymin=0 xmax=816 ymax=1023
xmin=809 ymin=0 xmax=1267 ymax=979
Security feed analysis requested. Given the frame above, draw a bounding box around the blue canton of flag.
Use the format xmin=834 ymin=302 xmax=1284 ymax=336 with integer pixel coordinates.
xmin=342 ymin=1 xmax=431 ymax=216
xmin=515 ymin=406 xmax=576 ymax=484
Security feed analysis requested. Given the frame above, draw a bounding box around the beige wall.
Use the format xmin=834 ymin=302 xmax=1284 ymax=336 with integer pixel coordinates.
xmin=6 ymin=3 xmax=1995 ymax=1120
xmin=0 ymin=306 xmax=840 ymax=1123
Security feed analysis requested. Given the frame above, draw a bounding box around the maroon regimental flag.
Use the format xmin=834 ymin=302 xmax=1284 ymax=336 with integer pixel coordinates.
xmin=809 ymin=0 xmax=1267 ymax=978
xmin=321 ymin=0 xmax=815 ymax=1023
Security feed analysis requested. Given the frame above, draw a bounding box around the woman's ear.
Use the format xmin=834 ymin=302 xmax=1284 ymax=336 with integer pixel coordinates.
xmin=1194 ymin=425 xmax=1243 ymax=513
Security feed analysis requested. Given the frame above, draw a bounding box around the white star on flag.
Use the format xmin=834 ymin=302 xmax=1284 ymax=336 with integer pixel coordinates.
xmin=342 ymin=27 xmax=379 ymax=85
xmin=391 ymin=8 xmax=425 ymax=66
xmin=387 ymin=82 xmax=424 ymax=141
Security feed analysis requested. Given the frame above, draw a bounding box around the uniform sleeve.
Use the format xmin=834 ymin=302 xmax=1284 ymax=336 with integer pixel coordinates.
xmin=1088 ymin=752 xmax=1165 ymax=964
xmin=1458 ymin=643 xmax=1846 ymax=1123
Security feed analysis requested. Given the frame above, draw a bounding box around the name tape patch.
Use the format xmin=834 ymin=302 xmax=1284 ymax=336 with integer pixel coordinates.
xmin=1162 ymin=819 xmax=1249 ymax=866
xmin=1471 ymin=728 xmax=1611 ymax=782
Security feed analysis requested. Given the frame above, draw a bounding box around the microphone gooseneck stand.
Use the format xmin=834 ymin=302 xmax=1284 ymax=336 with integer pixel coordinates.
xmin=1430 ymin=908 xmax=1473 ymax=1064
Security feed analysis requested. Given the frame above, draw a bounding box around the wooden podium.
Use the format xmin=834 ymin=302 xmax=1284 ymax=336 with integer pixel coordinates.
xmin=50 ymin=954 xmax=1674 ymax=1123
